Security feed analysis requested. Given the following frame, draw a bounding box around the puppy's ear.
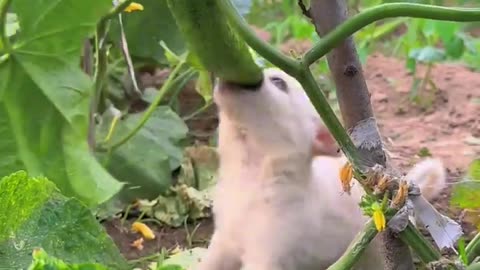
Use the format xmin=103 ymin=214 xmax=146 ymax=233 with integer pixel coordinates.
xmin=312 ymin=125 xmax=339 ymax=157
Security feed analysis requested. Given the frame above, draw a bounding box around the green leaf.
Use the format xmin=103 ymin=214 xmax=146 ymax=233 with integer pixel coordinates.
xmin=451 ymin=159 xmax=480 ymax=209
xmin=0 ymin=0 xmax=123 ymax=206
xmin=141 ymin=87 xmax=159 ymax=104
xmin=28 ymin=249 xmax=109 ymax=270
xmin=408 ymin=46 xmax=445 ymax=63
xmin=110 ymin=0 xmax=186 ymax=66
xmin=406 ymin=57 xmax=417 ymax=74
xmin=97 ymin=106 xmax=188 ymax=201
xmin=0 ymin=171 xmax=128 ymax=269
xmin=422 ymin=19 xmax=437 ymax=40
xmin=445 ymin=37 xmax=465 ymax=59
xmin=433 ymin=21 xmax=458 ymax=44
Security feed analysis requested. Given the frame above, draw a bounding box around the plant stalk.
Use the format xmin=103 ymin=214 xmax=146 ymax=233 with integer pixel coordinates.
xmin=327 ymin=219 xmax=378 ymax=270
xmin=466 ymin=232 xmax=480 ymax=264
xmin=88 ymin=0 xmax=135 ymax=149
xmin=304 ymin=3 xmax=480 ymax=65
xmin=398 ymin=223 xmax=442 ymax=264
xmin=88 ymin=20 xmax=110 ymax=149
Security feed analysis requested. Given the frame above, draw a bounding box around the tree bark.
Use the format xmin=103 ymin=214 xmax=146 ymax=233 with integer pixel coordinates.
xmin=306 ymin=0 xmax=415 ymax=269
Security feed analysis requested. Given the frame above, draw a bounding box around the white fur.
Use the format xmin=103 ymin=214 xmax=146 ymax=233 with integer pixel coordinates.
xmin=196 ymin=68 xmax=447 ymax=270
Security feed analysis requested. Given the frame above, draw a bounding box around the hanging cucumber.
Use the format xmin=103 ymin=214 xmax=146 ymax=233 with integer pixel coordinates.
xmin=167 ymin=0 xmax=263 ymax=86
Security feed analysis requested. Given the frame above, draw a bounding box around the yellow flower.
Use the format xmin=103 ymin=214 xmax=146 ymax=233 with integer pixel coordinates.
xmin=339 ymin=162 xmax=353 ymax=194
xmin=131 ymin=221 xmax=155 ymax=240
xmin=372 ymin=202 xmax=386 ymax=232
xmin=124 ymin=2 xmax=144 ymax=13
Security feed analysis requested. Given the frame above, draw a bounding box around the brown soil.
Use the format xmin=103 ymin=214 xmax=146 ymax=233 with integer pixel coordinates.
xmin=103 ymin=53 xmax=480 ymax=263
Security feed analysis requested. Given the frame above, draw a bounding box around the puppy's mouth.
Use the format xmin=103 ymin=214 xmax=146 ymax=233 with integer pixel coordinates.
xmin=216 ymin=78 xmax=262 ymax=93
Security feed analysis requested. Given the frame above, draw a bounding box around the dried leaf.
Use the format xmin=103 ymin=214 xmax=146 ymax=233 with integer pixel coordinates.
xmin=130 ymin=237 xmax=144 ymax=250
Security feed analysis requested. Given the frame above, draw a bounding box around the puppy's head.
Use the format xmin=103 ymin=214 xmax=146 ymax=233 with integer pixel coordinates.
xmin=214 ymin=68 xmax=337 ymax=157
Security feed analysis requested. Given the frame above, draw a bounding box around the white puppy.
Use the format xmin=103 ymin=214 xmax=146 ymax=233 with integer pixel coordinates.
xmin=196 ymin=68 xmax=446 ymax=270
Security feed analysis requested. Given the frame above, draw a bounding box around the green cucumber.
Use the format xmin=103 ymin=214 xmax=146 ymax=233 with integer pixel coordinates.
xmin=167 ymin=0 xmax=263 ymax=86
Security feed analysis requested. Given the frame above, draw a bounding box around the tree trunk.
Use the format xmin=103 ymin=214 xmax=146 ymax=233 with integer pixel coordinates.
xmin=306 ymin=0 xmax=415 ymax=269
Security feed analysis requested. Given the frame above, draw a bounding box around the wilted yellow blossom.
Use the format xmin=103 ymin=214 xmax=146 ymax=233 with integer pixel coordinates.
xmin=131 ymin=221 xmax=155 ymax=240
xmin=124 ymin=2 xmax=144 ymax=12
xmin=339 ymin=162 xmax=353 ymax=194
xmin=374 ymin=175 xmax=389 ymax=195
xmin=391 ymin=180 xmax=408 ymax=209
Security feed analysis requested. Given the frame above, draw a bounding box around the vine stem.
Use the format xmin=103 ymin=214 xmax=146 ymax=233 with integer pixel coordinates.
xmin=87 ymin=0 xmax=140 ymax=148
xmin=0 ymin=0 xmax=12 ymax=52
xmin=304 ymin=3 xmax=480 ymax=65
xmin=467 ymin=232 xmax=480 ymax=264
xmin=327 ymin=219 xmax=378 ymax=270
xmin=103 ymin=65 xmax=195 ymax=151
xmin=89 ymin=17 xmax=111 ymax=149
xmin=398 ymin=223 xmax=442 ymax=264
xmin=182 ymin=100 xmax=213 ymax=121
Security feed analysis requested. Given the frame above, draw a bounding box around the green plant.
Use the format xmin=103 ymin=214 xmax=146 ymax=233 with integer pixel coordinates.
xmin=2 ymin=0 xmax=480 ymax=268
xmin=0 ymin=171 xmax=128 ymax=269
xmin=168 ymin=1 xmax=480 ymax=269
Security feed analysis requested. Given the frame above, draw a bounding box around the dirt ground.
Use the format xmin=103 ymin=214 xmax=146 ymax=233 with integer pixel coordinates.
xmin=102 ymin=53 xmax=480 ymax=262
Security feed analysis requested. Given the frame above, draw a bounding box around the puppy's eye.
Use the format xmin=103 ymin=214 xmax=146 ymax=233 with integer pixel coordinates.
xmin=270 ymin=76 xmax=288 ymax=93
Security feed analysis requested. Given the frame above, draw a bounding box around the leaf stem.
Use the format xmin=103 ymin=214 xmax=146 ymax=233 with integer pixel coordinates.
xmin=217 ymin=0 xmax=301 ymax=77
xmin=182 ymin=100 xmax=213 ymax=121
xmin=398 ymin=223 xmax=442 ymax=264
xmin=466 ymin=232 xmax=480 ymax=264
xmin=327 ymin=219 xmax=378 ymax=270
xmin=88 ymin=18 xmax=111 ymax=149
xmin=304 ymin=3 xmax=480 ymax=66
xmin=0 ymin=0 xmax=12 ymax=52
xmin=104 ymin=66 xmax=195 ymax=151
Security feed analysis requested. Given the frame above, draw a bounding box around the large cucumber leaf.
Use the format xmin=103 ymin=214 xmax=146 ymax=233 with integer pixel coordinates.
xmin=0 ymin=0 xmax=123 ymax=205
xmin=0 ymin=171 xmax=128 ymax=269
